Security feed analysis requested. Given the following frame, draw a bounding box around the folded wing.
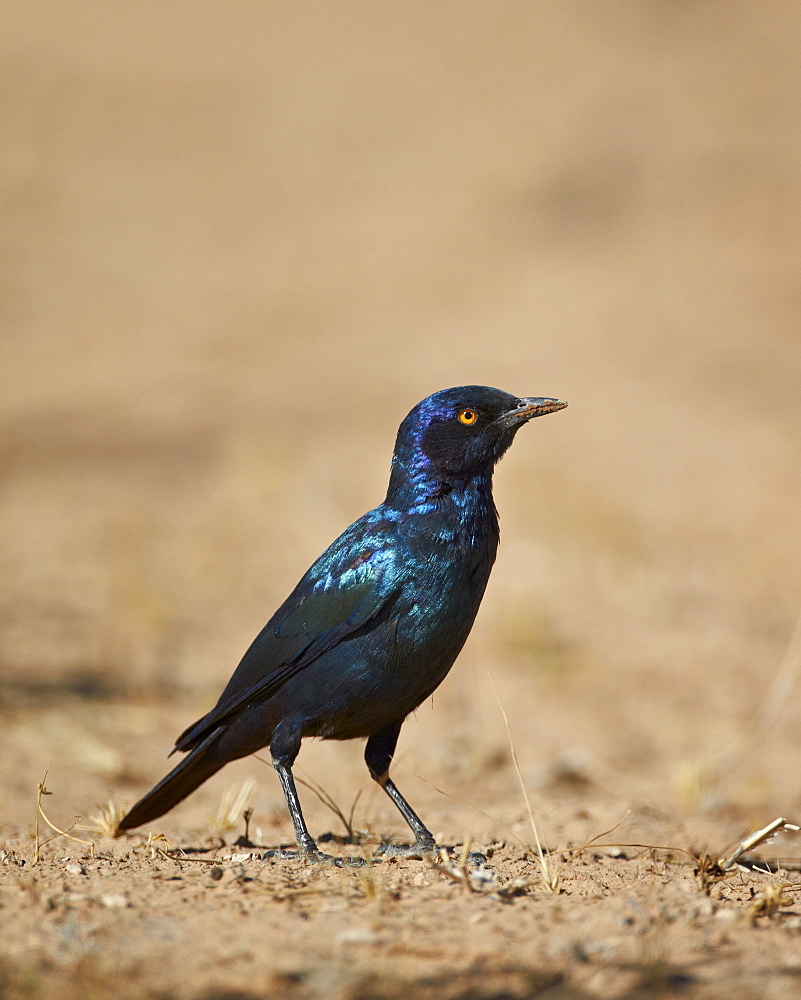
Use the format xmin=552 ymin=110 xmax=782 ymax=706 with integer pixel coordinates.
xmin=174 ymin=519 xmax=401 ymax=753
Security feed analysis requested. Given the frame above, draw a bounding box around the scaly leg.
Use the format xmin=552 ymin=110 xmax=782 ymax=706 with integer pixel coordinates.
xmin=365 ymin=721 xmax=438 ymax=859
xmin=264 ymin=722 xmax=364 ymax=867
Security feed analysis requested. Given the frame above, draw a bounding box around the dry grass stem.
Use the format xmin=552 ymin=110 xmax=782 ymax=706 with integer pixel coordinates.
xmin=683 ymin=606 xmax=801 ymax=805
xmin=294 ymin=773 xmax=362 ymax=843
xmin=692 ymin=817 xmax=800 ymax=893
xmin=425 ymin=843 xmax=534 ymax=902
xmin=294 ymin=774 xmax=362 ymax=844
xmin=77 ymin=799 xmax=127 ymax=838
xmin=756 ymin=607 xmax=801 ymax=732
xmin=694 ymin=853 xmax=734 ymax=893
xmin=747 ymin=883 xmax=796 ymax=923
xmin=562 ymin=810 xmax=632 ymax=862
xmin=207 ymin=778 xmax=256 ymax=840
xmin=144 ymin=830 xmax=171 ymax=858
xmin=719 ymin=816 xmax=800 ymax=872
xmin=34 ymin=772 xmax=95 ymax=862
xmin=490 ymin=677 xmax=560 ymax=893
xmin=396 ymin=762 xmax=532 ymax=855
xmin=253 ymin=753 xmax=364 ymax=843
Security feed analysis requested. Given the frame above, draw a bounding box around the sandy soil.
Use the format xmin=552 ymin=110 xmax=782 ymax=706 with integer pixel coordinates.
xmin=3 ymin=3 xmax=801 ymax=998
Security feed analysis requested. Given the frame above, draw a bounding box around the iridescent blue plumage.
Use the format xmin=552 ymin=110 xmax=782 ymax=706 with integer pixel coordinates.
xmin=119 ymin=386 xmax=567 ymax=863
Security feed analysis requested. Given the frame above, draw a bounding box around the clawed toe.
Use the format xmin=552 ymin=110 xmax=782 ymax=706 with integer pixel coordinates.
xmin=374 ymin=840 xmax=438 ymax=860
xmin=261 ymin=847 xmax=302 ymax=862
xmin=374 ymin=842 xmax=488 ymax=866
xmin=261 ymin=846 xmax=365 ymax=868
xmin=322 ymin=852 xmax=366 ymax=868
xmin=464 ymin=851 xmax=488 ymax=867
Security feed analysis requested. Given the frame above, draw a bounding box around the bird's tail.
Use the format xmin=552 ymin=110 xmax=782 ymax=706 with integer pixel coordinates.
xmin=118 ymin=729 xmax=226 ymax=832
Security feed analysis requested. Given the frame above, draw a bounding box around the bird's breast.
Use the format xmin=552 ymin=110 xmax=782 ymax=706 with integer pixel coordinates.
xmin=398 ymin=504 xmax=498 ymax=652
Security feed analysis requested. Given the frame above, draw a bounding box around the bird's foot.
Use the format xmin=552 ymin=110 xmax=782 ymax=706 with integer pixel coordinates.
xmin=459 ymin=849 xmax=488 ymax=867
xmin=374 ymin=840 xmax=487 ymax=866
xmin=374 ymin=838 xmax=438 ymax=861
xmin=261 ymin=846 xmax=366 ymax=868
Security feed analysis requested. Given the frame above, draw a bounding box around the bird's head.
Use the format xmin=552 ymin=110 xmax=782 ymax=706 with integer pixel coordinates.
xmin=387 ymin=385 xmax=567 ymax=503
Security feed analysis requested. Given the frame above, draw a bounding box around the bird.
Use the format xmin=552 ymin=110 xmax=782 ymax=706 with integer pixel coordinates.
xmin=118 ymin=385 xmax=567 ymax=864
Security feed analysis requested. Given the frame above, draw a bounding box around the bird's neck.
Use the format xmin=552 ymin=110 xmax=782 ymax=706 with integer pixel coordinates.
xmin=384 ymin=462 xmax=499 ymax=535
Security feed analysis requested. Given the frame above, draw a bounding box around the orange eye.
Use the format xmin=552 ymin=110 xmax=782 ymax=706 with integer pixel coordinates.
xmin=458 ymin=408 xmax=478 ymax=426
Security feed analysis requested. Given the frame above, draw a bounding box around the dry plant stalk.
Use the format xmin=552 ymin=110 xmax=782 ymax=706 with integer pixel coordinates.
xmin=294 ymin=772 xmax=362 ymax=844
xmin=719 ymin=817 xmax=800 ymax=872
xmin=33 ymin=772 xmax=95 ymax=863
xmin=747 ymin=883 xmax=795 ymax=923
xmin=207 ymin=778 xmax=257 ymax=840
xmin=425 ymin=842 xmax=479 ymax=896
xmin=562 ymin=811 xmax=632 ymax=863
xmin=77 ymin=799 xmax=127 ymax=838
xmin=425 ymin=843 xmax=533 ymax=902
xmin=490 ymin=677 xmax=560 ymax=893
xmin=688 ymin=607 xmax=801 ymax=803
xmin=694 ymin=853 xmax=733 ymax=893
xmin=254 ymin=752 xmax=363 ymax=844
xmin=756 ymin=608 xmax=801 ymax=732
xmin=396 ymin=763 xmax=532 ymax=855
xmin=694 ymin=817 xmax=800 ymax=894
xmin=145 ymin=830 xmax=171 ymax=858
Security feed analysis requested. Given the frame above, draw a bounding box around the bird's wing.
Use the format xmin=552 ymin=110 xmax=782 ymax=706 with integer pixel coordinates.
xmin=174 ymin=517 xmax=401 ymax=752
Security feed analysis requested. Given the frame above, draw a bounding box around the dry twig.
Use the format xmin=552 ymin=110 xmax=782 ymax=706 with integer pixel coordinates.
xmin=33 ymin=772 xmax=95 ymax=863
xmin=206 ymin=778 xmax=256 ymax=841
xmin=719 ymin=817 xmax=800 ymax=872
xmin=490 ymin=677 xmax=560 ymax=892
xmin=77 ymin=799 xmax=127 ymax=838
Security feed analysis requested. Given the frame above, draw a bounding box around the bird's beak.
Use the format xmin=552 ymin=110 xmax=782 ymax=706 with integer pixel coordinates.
xmin=499 ymin=397 xmax=568 ymax=428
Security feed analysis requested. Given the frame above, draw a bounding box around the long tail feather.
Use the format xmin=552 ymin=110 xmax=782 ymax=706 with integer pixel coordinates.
xmin=118 ymin=729 xmax=225 ymax=831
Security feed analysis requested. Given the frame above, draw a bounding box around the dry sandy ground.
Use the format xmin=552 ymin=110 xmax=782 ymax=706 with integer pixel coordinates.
xmin=3 ymin=3 xmax=801 ymax=998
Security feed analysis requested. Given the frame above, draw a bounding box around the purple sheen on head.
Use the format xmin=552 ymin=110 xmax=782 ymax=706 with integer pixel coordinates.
xmin=385 ymin=386 xmax=527 ymax=507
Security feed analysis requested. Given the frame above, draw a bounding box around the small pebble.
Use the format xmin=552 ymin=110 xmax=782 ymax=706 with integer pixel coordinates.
xmin=101 ymin=893 xmax=129 ymax=908
xmin=336 ymin=927 xmax=378 ymax=945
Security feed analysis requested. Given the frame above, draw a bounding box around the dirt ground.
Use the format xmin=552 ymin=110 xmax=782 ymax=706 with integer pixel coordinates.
xmin=3 ymin=3 xmax=801 ymax=998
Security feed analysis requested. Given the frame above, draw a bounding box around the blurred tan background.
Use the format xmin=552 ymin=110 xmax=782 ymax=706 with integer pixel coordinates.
xmin=2 ymin=1 xmax=800 ymax=840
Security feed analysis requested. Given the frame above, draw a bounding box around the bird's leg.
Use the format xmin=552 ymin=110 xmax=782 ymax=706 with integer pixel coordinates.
xmin=263 ymin=724 xmax=364 ymax=868
xmin=272 ymin=760 xmax=324 ymax=856
xmin=375 ymin=774 xmax=439 ymax=859
xmin=365 ymin=722 xmax=439 ymax=859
